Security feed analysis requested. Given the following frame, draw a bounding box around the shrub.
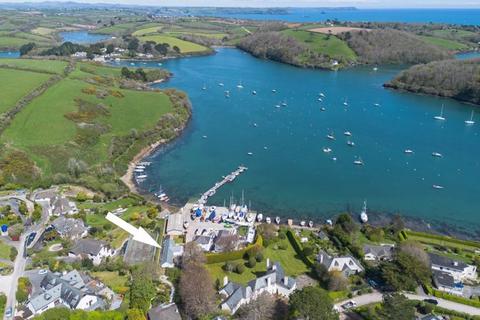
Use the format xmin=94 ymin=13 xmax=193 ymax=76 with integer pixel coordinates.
xmin=9 ymin=247 xmax=17 ymax=261
xmin=235 ymin=263 xmax=245 ymax=274
xmin=223 ymin=261 xmax=234 ymax=272
xmin=255 ymin=251 xmax=264 ymax=262
xmin=279 ymin=242 xmax=288 ymax=250
xmin=247 ymin=257 xmax=257 ymax=268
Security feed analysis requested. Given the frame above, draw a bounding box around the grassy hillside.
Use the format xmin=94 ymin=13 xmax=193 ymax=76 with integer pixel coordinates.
xmin=0 ymin=59 xmax=68 ymax=74
xmin=0 ymin=60 xmax=191 ymax=195
xmin=282 ymin=29 xmax=357 ymax=61
xmin=138 ymin=34 xmax=210 ymax=53
xmin=418 ymin=35 xmax=469 ymax=51
xmin=0 ymin=68 xmax=51 ymax=113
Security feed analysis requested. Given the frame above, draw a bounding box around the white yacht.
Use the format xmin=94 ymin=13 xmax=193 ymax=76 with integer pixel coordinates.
xmin=404 ymin=149 xmax=414 ymax=154
xmin=373 ymin=67 xmax=378 ymax=71
xmin=281 ymin=101 xmax=288 ymax=106
xmin=300 ymin=220 xmax=306 ymax=227
xmin=272 ymin=89 xmax=277 ymax=93
xmin=320 ymin=107 xmax=326 ymax=111
xmin=434 ymin=105 xmax=446 ymax=121
xmin=136 ymin=174 xmax=148 ymax=179
xmin=432 ymin=152 xmax=443 ymax=158
xmin=373 ymin=103 xmax=381 ymax=107
xmin=202 ymin=135 xmax=208 ymax=139
xmin=353 ymin=157 xmax=364 ymax=165
xmin=247 ymin=152 xmax=253 ymax=156
xmin=237 ymin=82 xmax=244 ymax=89
xmin=202 ymin=84 xmax=207 ymax=90
xmin=257 ymin=213 xmax=263 ymax=222
xmin=252 ymin=90 xmax=257 ymax=95
xmin=266 ymin=217 xmax=271 ymax=224
xmin=344 ymin=131 xmax=352 ymax=136
xmin=319 ymin=93 xmax=326 ymax=98
xmin=323 ymin=147 xmax=332 ymax=153
xmin=218 ymin=82 xmax=224 ymax=87
xmin=432 ymin=185 xmax=444 ymax=190
xmin=326 ymin=133 xmax=335 ymax=140
xmin=343 ymin=99 xmax=349 ymax=106
xmin=308 ymin=221 xmax=314 ymax=228
xmin=359 ymin=200 xmax=368 ymax=223
xmin=275 ymin=216 xmax=281 ymax=224
xmin=465 ymin=110 xmax=475 ymax=125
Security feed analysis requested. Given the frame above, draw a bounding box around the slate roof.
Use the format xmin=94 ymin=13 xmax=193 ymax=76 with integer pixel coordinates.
xmin=148 ymin=303 xmax=182 ymax=320
xmin=160 ymin=237 xmax=174 ymax=266
xmin=429 ymin=253 xmax=469 ymax=271
xmin=194 ymin=235 xmax=212 ymax=246
xmin=70 ymin=239 xmax=106 ymax=256
xmin=166 ymin=213 xmax=183 ymax=234
xmin=363 ymin=244 xmax=394 ymax=259
xmin=52 ymin=216 xmax=87 ymax=239
xmin=433 ymin=270 xmax=455 ymax=288
xmin=52 ymin=197 xmax=73 ymax=215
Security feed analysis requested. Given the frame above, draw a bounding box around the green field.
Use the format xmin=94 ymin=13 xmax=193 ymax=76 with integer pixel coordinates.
xmin=431 ymin=29 xmax=478 ymax=39
xmin=132 ymin=26 xmax=162 ymax=37
xmin=419 ymin=35 xmax=469 ymax=51
xmin=206 ymin=239 xmax=309 ymax=285
xmin=282 ymin=29 xmax=357 ymax=61
xmin=0 ymin=36 xmax=31 ymax=49
xmin=93 ymin=22 xmax=139 ymax=35
xmin=0 ymin=68 xmax=51 ymax=113
xmin=139 ymin=34 xmax=209 ymax=53
xmin=405 ymin=230 xmax=480 ymax=252
xmin=91 ymin=271 xmax=129 ymax=294
xmin=0 ymin=59 xmax=68 ymax=74
xmin=31 ymin=27 xmax=56 ymax=35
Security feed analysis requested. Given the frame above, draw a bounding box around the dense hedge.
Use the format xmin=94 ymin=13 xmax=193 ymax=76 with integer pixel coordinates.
xmin=286 ymin=230 xmax=314 ymax=267
xmin=205 ymin=235 xmax=263 ymax=264
xmin=406 ymin=230 xmax=480 ymax=250
xmin=432 ymin=289 xmax=480 ymax=308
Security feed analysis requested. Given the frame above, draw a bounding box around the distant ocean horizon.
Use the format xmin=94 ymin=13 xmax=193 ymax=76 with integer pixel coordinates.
xmin=194 ymin=8 xmax=480 ymax=25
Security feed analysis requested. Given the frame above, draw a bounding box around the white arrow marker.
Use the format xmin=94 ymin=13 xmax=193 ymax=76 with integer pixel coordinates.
xmin=106 ymin=212 xmax=160 ymax=248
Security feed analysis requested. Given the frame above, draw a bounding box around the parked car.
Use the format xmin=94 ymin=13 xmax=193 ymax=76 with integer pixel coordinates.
xmin=5 ymin=306 xmax=12 ymax=318
xmin=423 ymin=298 xmax=438 ymax=305
xmin=341 ymin=300 xmax=357 ymax=310
xmin=38 ymin=269 xmax=48 ymax=275
xmin=26 ymin=232 xmax=36 ymax=246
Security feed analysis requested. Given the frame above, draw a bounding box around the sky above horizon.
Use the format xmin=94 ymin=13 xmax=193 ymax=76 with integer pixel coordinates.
xmin=2 ymin=0 xmax=480 ymax=8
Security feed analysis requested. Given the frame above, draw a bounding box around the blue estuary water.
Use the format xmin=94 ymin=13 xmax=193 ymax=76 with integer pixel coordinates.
xmin=201 ymin=8 xmax=480 ymax=25
xmin=115 ymin=48 xmax=480 ymax=230
xmin=0 ymin=51 xmax=19 ymax=58
xmin=60 ymin=31 xmax=111 ymax=44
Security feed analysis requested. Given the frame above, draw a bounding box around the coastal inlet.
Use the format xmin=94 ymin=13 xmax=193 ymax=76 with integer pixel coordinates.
xmin=116 ymin=48 xmax=480 ymax=231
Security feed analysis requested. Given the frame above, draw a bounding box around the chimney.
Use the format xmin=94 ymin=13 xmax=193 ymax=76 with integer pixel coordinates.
xmin=319 ymin=253 xmax=324 ymax=264
xmin=267 ymin=276 xmax=271 ymax=288
xmin=272 ymin=264 xmax=277 ymax=271
xmin=284 ymin=276 xmax=288 ymax=285
xmin=223 ymin=276 xmax=229 ymax=287
xmin=266 ymin=258 xmax=270 ymax=269
xmin=453 ymin=261 xmax=459 ymax=267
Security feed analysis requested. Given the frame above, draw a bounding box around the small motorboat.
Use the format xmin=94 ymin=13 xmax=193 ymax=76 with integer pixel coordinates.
xmin=373 ymin=103 xmax=381 ymax=107
xmin=344 ymin=131 xmax=352 ymax=136
xmin=465 ymin=110 xmax=475 ymax=125
xmin=218 ymin=82 xmax=224 ymax=87
xmin=266 ymin=217 xmax=271 ymax=224
xmin=252 ymin=90 xmax=257 ymax=95
xmin=257 ymin=213 xmax=263 ymax=222
xmin=202 ymin=135 xmax=208 ymax=139
xmin=237 ymin=82 xmax=244 ymax=89
xmin=183 ymin=221 xmax=189 ymax=229
xmin=432 ymin=152 xmax=443 ymax=158
xmin=320 ymin=107 xmax=326 ymax=111
xmin=326 ymin=134 xmax=335 ymax=140
xmin=300 ymin=220 xmax=306 ymax=227
xmin=347 ymin=141 xmax=355 ymax=147
xmin=353 ymin=158 xmax=364 ymax=166
xmin=281 ymin=101 xmax=288 ymax=106
xmin=323 ymin=147 xmax=332 ymax=153
xmin=404 ymin=149 xmax=414 ymax=154
xmin=432 ymin=185 xmax=444 ymax=189
xmin=272 ymin=89 xmax=277 ymax=93
xmin=247 ymin=152 xmax=253 ymax=156
xmin=319 ymin=93 xmax=326 ymax=98
xmin=308 ymin=221 xmax=313 ymax=228
xmin=202 ymin=84 xmax=207 ymax=90
xmin=275 ymin=216 xmax=281 ymax=224
xmin=359 ymin=200 xmax=368 ymax=223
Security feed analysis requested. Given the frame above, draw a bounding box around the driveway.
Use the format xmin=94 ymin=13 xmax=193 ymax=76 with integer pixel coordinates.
xmin=335 ymin=291 xmax=480 ymax=316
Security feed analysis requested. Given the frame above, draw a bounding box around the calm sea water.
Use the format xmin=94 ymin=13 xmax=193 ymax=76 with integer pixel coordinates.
xmin=0 ymin=51 xmax=19 ymax=58
xmin=60 ymin=31 xmax=111 ymax=44
xmin=201 ymin=8 xmax=480 ymax=25
xmin=114 ymin=48 xmax=480 ymax=230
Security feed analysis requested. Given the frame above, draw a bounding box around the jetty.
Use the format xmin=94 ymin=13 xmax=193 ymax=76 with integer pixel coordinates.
xmin=198 ymin=165 xmax=248 ymax=205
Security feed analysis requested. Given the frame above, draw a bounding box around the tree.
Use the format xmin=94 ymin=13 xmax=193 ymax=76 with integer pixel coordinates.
xmin=128 ymin=38 xmax=139 ymax=51
xmin=378 ymin=293 xmax=415 ymax=320
xmin=336 ymin=213 xmax=356 ymax=234
xmin=76 ymin=192 xmax=88 ymax=202
xmin=257 ymin=223 xmax=277 ymax=246
xmin=129 ymin=264 xmax=156 ymax=313
xmin=172 ymin=45 xmax=181 ymax=53
xmin=19 ymin=42 xmax=36 ymax=56
xmin=32 ymin=204 xmax=42 ymax=222
xmin=215 ymin=233 xmax=239 ymax=252
xmin=179 ymin=262 xmax=216 ymax=318
xmin=328 ymin=270 xmax=348 ymax=291
xmin=289 ymin=286 xmax=338 ymax=320
xmin=236 ymin=293 xmax=276 ymax=320
xmin=146 ymin=206 xmax=158 ymax=219
xmin=127 ymin=308 xmax=146 ymax=320
xmin=106 ymin=44 xmax=115 ymax=54
xmin=155 ymin=43 xmax=168 ymax=55
xmin=182 ymin=242 xmax=205 ymax=266
xmin=18 ymin=201 xmax=28 ymax=215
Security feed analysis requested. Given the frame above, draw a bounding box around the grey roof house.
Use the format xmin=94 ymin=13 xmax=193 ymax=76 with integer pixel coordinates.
xmin=317 ymin=250 xmax=364 ymax=277
xmin=148 ymin=303 xmax=182 ymax=320
xmin=69 ymin=239 xmax=116 ymax=266
xmin=219 ymin=260 xmax=296 ymax=314
xmin=363 ymin=244 xmax=395 ymax=261
xmin=432 ymin=270 xmax=464 ymax=296
xmin=429 ymin=253 xmax=477 ymax=281
xmin=52 ymin=216 xmax=88 ymax=240
xmin=24 ymin=270 xmax=103 ymax=318
xmin=160 ymin=236 xmax=184 ymax=268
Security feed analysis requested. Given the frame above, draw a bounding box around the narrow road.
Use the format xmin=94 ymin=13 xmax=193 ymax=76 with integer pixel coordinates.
xmin=335 ymin=291 xmax=480 ymax=316
xmin=5 ymin=233 xmax=27 ymax=318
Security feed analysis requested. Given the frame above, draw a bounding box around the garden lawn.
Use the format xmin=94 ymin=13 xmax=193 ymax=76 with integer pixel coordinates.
xmin=405 ymin=231 xmax=480 ymax=252
xmin=139 ymin=34 xmax=209 ymax=53
xmin=0 ymin=59 xmax=67 ymax=74
xmin=91 ymin=271 xmax=129 ymax=294
xmin=206 ymin=239 xmax=309 ymax=285
xmin=282 ymin=29 xmax=357 ymax=61
xmin=0 ymin=68 xmax=51 ymax=113
xmin=0 ymin=240 xmax=12 ymax=260
xmin=419 ymin=35 xmax=469 ymax=51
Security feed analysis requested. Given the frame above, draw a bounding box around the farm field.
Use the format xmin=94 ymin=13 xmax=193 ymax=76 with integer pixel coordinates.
xmin=282 ymin=29 xmax=357 ymax=61
xmin=418 ymin=35 xmax=469 ymax=50
xmin=139 ymin=34 xmax=210 ymax=53
xmin=0 ymin=68 xmax=51 ymax=113
xmin=0 ymin=59 xmax=67 ymax=74
xmin=0 ymin=36 xmax=31 ymax=49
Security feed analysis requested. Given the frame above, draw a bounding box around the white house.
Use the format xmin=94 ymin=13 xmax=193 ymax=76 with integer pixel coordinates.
xmin=429 ymin=253 xmax=477 ymax=282
xmin=432 ymin=270 xmax=464 ymax=296
xmin=317 ymin=250 xmax=364 ymax=276
xmin=219 ymin=260 xmax=296 ymax=314
xmin=69 ymin=239 xmax=116 ymax=265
